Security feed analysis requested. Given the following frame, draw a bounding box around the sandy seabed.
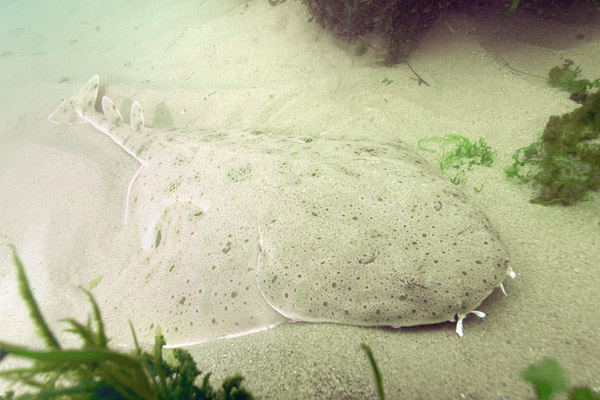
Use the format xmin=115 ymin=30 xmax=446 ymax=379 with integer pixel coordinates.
xmin=0 ymin=0 xmax=599 ymax=398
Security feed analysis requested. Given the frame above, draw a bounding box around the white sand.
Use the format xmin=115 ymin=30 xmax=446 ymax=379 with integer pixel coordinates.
xmin=0 ymin=0 xmax=599 ymax=398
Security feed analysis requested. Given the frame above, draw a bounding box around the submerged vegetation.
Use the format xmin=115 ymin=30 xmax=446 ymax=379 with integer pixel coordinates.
xmin=1 ymin=245 xmax=598 ymax=398
xmin=299 ymin=0 xmax=474 ymax=63
xmin=505 ymin=60 xmax=600 ymax=206
xmin=522 ymin=358 xmax=600 ymax=400
xmin=548 ymin=59 xmax=600 ymax=103
xmin=0 ymin=245 xmax=253 ymax=400
xmin=418 ymin=134 xmax=496 ymax=185
xmin=362 ymin=344 xmax=600 ymax=400
xmin=294 ymin=0 xmax=600 ymax=64
xmin=361 ymin=344 xmax=384 ymax=400
xmin=507 ymin=0 xmax=600 ymax=15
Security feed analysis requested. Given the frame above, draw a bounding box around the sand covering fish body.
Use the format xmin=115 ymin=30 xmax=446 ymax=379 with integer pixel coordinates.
xmin=48 ymin=76 xmax=512 ymax=346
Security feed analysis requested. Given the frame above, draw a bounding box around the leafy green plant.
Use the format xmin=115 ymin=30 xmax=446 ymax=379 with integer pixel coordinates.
xmin=522 ymin=358 xmax=600 ymax=400
xmin=505 ymin=90 xmax=600 ymax=205
xmin=548 ymin=59 xmax=600 ymax=103
xmin=418 ymin=134 xmax=496 ymax=185
xmin=0 ymin=244 xmax=253 ymax=400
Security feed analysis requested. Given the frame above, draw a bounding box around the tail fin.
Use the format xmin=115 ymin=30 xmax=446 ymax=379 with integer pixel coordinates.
xmin=47 ymin=75 xmax=148 ymax=225
xmin=48 ymin=75 xmax=100 ymax=124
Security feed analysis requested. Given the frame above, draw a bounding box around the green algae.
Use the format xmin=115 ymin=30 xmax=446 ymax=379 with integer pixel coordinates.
xmin=523 ymin=358 xmax=600 ymax=400
xmin=361 ymin=344 xmax=599 ymax=400
xmin=88 ymin=275 xmax=104 ymax=290
xmin=548 ymin=59 xmax=600 ymax=103
xmin=0 ymin=245 xmax=253 ymax=400
xmin=505 ymin=90 xmax=600 ymax=205
xmin=418 ymin=134 xmax=496 ymax=185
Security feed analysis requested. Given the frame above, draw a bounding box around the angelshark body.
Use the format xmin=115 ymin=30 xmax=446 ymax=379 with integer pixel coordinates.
xmin=48 ymin=76 xmax=514 ymax=346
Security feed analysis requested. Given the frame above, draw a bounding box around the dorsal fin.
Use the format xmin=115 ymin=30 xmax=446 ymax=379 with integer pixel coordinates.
xmin=47 ymin=75 xmax=149 ymax=226
xmin=48 ymin=75 xmax=99 ymax=124
xmin=102 ymin=96 xmax=124 ymax=126
xmin=130 ymin=101 xmax=144 ymax=131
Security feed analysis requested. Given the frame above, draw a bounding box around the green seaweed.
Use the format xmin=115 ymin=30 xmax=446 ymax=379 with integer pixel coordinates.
xmin=523 ymin=358 xmax=600 ymax=400
xmin=548 ymin=59 xmax=600 ymax=103
xmin=505 ymin=0 xmax=522 ymax=14
xmin=361 ymin=344 xmax=384 ymax=400
xmin=300 ymin=0 xmax=474 ymax=63
xmin=87 ymin=275 xmax=103 ymax=290
xmin=505 ymin=90 xmax=600 ymax=205
xmin=0 ymin=244 xmax=253 ymax=400
xmin=361 ymin=344 xmax=599 ymax=400
xmin=9 ymin=244 xmax=60 ymax=350
xmin=3 ymin=242 xmax=599 ymax=399
xmin=418 ymin=134 xmax=496 ymax=185
xmin=300 ymin=1 xmax=599 ymax=63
